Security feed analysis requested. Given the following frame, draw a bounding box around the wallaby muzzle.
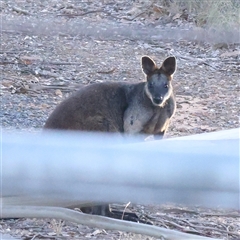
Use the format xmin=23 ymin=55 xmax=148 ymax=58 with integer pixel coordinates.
xmin=152 ymin=96 xmax=164 ymax=105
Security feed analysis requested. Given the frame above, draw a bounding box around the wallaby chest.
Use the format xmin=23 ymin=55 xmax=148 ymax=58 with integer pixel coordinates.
xmin=142 ymin=97 xmax=176 ymax=134
xmin=124 ymin=90 xmax=175 ymax=135
xmin=123 ymin=55 xmax=177 ymax=137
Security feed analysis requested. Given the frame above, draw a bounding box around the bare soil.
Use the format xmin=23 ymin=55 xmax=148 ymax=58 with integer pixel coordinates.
xmin=1 ymin=1 xmax=239 ymax=239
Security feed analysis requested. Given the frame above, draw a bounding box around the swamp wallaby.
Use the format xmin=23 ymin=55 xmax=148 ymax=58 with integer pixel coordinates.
xmin=44 ymin=55 xmax=177 ymax=138
xmin=44 ymin=56 xmax=176 ymax=222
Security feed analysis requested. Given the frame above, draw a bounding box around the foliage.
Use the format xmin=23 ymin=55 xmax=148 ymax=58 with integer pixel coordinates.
xmin=158 ymin=0 xmax=239 ymax=29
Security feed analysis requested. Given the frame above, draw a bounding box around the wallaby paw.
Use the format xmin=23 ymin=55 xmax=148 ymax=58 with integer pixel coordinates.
xmin=110 ymin=210 xmax=153 ymax=225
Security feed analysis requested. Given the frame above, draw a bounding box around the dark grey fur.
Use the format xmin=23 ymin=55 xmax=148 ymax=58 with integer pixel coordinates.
xmin=44 ymin=56 xmax=177 ymax=219
xmin=44 ymin=56 xmax=176 ymax=138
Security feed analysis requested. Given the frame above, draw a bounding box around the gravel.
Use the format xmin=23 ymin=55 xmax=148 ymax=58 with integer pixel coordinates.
xmin=1 ymin=1 xmax=239 ymax=239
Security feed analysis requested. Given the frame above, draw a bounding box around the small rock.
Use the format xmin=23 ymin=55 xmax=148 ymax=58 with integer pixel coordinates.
xmin=55 ymin=89 xmax=62 ymax=97
xmin=19 ymin=55 xmax=43 ymax=65
xmin=213 ymin=43 xmax=228 ymax=50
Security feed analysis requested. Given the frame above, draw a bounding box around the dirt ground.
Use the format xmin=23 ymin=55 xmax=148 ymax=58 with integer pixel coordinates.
xmin=1 ymin=1 xmax=239 ymax=239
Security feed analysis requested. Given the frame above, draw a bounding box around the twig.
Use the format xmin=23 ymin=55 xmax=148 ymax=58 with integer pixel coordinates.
xmin=13 ymin=83 xmax=83 ymax=94
xmin=12 ymin=6 xmax=30 ymax=15
xmin=0 ymin=50 xmax=22 ymax=54
xmin=0 ymin=61 xmax=16 ymax=65
xmin=57 ymin=10 xmax=122 ymax=20
xmin=40 ymin=83 xmax=83 ymax=91
xmin=161 ymin=219 xmax=189 ymax=230
xmin=30 ymin=233 xmax=55 ymax=239
xmin=57 ymin=10 xmax=105 ymax=17
xmin=186 ymin=221 xmax=240 ymax=238
xmin=42 ymin=61 xmax=82 ymax=66
xmin=161 ymin=208 xmax=199 ymax=214
xmin=122 ymin=11 xmax=147 ymax=21
xmin=173 ymin=53 xmax=221 ymax=71
xmin=201 ymin=62 xmax=219 ymax=71
xmin=158 ymin=214 xmax=240 ymax=238
xmin=31 ymin=234 xmax=40 ymax=240
xmin=121 ymin=202 xmax=131 ymax=220
xmin=57 ymin=9 xmax=146 ymax=21
xmin=0 ymin=61 xmax=82 ymax=66
xmin=97 ymin=67 xmax=116 ymax=74
xmin=200 ymin=212 xmax=240 ymax=218
xmin=2 ymin=206 xmax=219 ymax=240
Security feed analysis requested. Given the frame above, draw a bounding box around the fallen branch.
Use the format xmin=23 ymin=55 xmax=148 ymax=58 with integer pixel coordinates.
xmin=0 ymin=61 xmax=82 ymax=66
xmin=14 ymin=83 xmax=83 ymax=94
xmin=57 ymin=9 xmax=146 ymax=21
xmin=155 ymin=212 xmax=240 ymax=239
xmin=2 ymin=206 xmax=219 ymax=240
xmin=173 ymin=53 xmax=221 ymax=71
xmin=30 ymin=233 xmax=55 ymax=239
xmin=57 ymin=10 xmax=122 ymax=20
xmin=121 ymin=202 xmax=131 ymax=220
xmin=97 ymin=67 xmax=116 ymax=74
xmin=200 ymin=212 xmax=240 ymax=218
xmin=42 ymin=61 xmax=82 ymax=66
xmin=122 ymin=11 xmax=147 ymax=21
xmin=12 ymin=6 xmax=30 ymax=15
xmin=0 ymin=61 xmax=16 ymax=65
xmin=186 ymin=221 xmax=240 ymax=238
xmin=39 ymin=83 xmax=83 ymax=91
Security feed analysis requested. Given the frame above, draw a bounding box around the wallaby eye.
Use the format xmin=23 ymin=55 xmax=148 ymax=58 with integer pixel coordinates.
xmin=149 ymin=82 xmax=154 ymax=88
xmin=165 ymin=84 xmax=168 ymax=88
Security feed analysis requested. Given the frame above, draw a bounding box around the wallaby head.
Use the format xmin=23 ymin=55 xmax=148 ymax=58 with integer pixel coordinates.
xmin=142 ymin=56 xmax=176 ymax=107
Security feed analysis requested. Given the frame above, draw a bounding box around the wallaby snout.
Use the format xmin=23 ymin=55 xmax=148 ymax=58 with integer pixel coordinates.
xmin=145 ymin=75 xmax=173 ymax=107
xmin=152 ymin=96 xmax=163 ymax=105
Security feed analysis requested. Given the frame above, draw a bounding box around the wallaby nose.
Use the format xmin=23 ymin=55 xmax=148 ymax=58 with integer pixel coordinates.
xmin=153 ymin=96 xmax=163 ymax=104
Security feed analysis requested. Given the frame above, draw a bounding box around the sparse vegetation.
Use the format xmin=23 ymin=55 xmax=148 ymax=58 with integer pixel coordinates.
xmin=1 ymin=0 xmax=239 ymax=239
xmin=156 ymin=0 xmax=239 ymax=29
xmin=50 ymin=219 xmax=65 ymax=236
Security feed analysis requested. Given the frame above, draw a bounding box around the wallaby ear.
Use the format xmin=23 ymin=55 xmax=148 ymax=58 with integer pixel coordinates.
xmin=161 ymin=56 xmax=176 ymax=76
xmin=141 ymin=56 xmax=157 ymax=75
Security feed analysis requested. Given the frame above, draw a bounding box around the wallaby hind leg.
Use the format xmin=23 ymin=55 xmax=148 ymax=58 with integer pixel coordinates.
xmin=153 ymin=120 xmax=170 ymax=140
xmin=80 ymin=204 xmax=111 ymax=216
xmin=110 ymin=209 xmax=152 ymax=224
xmin=83 ymin=116 xmax=123 ymax=132
xmin=154 ymin=131 xmax=165 ymax=140
xmin=81 ymin=204 xmax=152 ymax=224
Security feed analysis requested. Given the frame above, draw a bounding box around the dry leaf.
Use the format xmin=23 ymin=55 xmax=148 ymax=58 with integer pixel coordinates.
xmin=152 ymin=5 xmax=164 ymax=14
xmin=47 ymin=232 xmax=57 ymax=236
xmin=172 ymin=13 xmax=182 ymax=20
xmin=85 ymin=229 xmax=103 ymax=237
xmin=19 ymin=55 xmax=43 ymax=65
xmin=55 ymin=89 xmax=62 ymax=97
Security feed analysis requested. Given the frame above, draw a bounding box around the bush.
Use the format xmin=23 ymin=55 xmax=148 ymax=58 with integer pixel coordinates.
xmin=159 ymin=0 xmax=239 ymax=30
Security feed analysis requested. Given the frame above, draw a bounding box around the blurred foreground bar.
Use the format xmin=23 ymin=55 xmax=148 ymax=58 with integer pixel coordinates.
xmin=1 ymin=128 xmax=239 ymax=209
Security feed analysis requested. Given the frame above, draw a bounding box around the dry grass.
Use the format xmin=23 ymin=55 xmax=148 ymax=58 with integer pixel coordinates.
xmin=157 ymin=0 xmax=239 ymax=30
